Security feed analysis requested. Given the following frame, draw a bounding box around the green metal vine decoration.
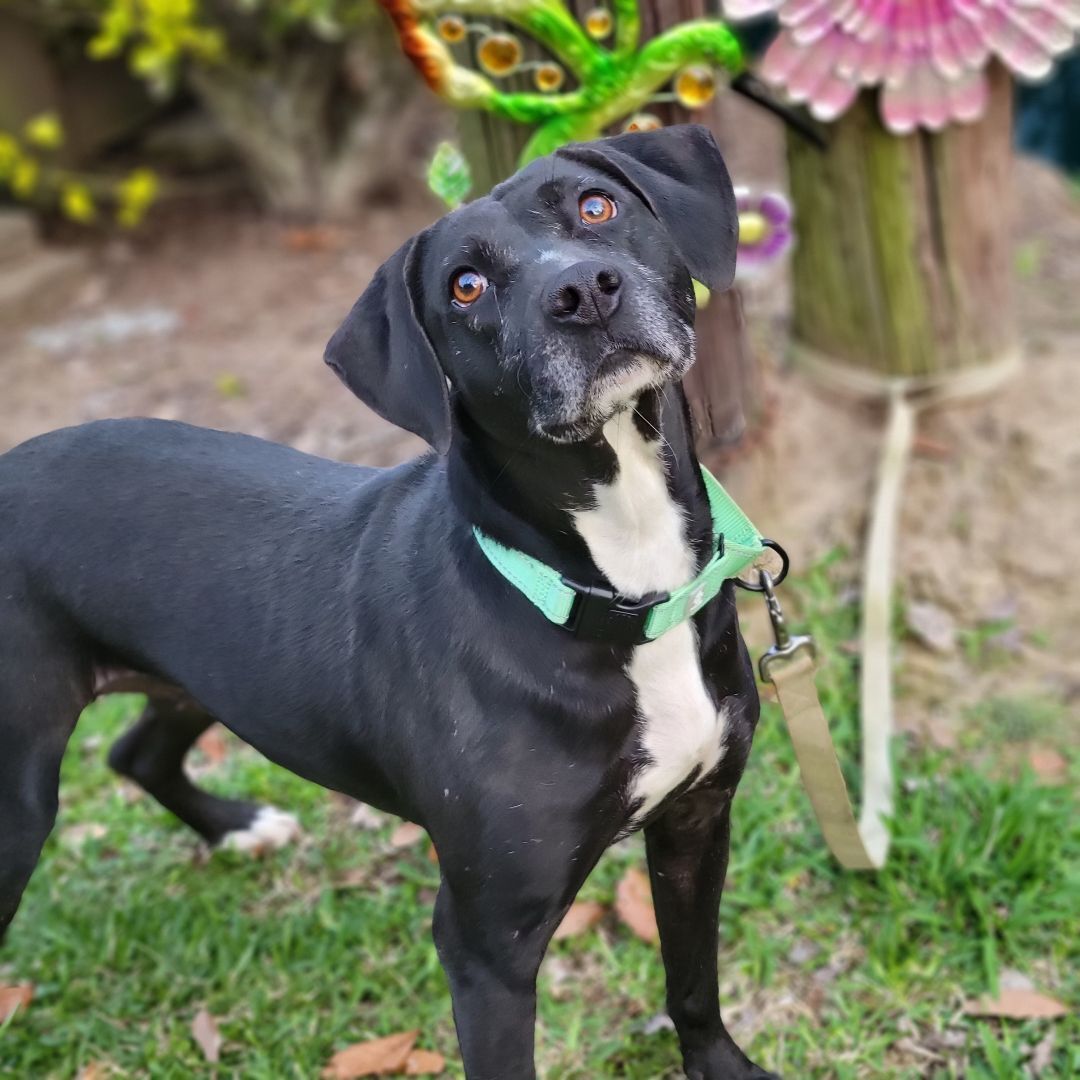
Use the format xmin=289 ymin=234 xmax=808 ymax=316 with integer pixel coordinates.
xmin=378 ymin=0 xmax=746 ymax=165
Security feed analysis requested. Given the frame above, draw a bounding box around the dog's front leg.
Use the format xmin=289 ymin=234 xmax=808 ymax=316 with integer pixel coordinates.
xmin=645 ymin=786 xmax=779 ymax=1080
xmin=432 ymin=877 xmax=563 ymax=1080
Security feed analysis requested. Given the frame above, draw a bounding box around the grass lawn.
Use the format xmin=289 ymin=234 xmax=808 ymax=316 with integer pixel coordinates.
xmin=2 ymin=557 xmax=1077 ymax=1078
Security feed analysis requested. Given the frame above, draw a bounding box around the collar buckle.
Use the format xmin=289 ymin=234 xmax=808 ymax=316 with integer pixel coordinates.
xmin=561 ymin=580 xmax=668 ymax=646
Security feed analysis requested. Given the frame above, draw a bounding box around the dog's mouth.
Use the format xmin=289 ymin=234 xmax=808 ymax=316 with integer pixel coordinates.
xmin=593 ymin=348 xmax=669 ymax=404
xmin=594 ymin=346 xmax=648 ymax=378
xmin=536 ymin=343 xmax=689 ymax=444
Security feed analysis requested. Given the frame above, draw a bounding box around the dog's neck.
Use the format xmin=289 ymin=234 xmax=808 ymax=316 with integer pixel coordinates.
xmin=447 ymin=384 xmax=715 ymax=590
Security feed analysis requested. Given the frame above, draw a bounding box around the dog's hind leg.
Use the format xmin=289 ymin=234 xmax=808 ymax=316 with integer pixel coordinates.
xmin=107 ymin=693 xmax=301 ymax=852
xmin=0 ymin=616 xmax=89 ymax=941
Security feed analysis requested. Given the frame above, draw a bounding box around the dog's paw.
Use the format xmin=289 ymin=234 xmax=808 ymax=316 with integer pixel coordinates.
xmin=684 ymin=1052 xmax=783 ymax=1080
xmin=217 ymin=806 xmax=302 ymax=855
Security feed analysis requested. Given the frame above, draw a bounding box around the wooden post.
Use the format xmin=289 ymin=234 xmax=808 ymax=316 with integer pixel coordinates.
xmin=681 ymin=288 xmax=759 ymax=449
xmin=786 ymin=64 xmax=1017 ymax=381
xmin=456 ymin=0 xmax=765 ymax=457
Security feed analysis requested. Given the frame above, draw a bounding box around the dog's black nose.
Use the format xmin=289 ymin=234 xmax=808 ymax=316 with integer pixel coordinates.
xmin=544 ymin=261 xmax=622 ymax=325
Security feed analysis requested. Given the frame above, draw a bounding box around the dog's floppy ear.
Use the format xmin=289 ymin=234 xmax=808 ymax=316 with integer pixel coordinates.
xmin=557 ymin=124 xmax=739 ymax=291
xmin=324 ymin=234 xmax=452 ymax=454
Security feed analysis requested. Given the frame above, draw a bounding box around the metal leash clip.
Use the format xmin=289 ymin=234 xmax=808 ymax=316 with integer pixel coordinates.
xmin=735 ymin=540 xmax=816 ymax=683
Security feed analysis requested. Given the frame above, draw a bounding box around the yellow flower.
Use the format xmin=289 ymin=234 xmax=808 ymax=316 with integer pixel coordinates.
xmin=116 ymin=167 xmax=159 ymax=228
xmin=215 ymin=373 xmax=246 ymax=399
xmin=88 ymin=0 xmax=134 ymax=59
xmin=89 ymin=0 xmax=223 ymax=74
xmin=11 ymin=158 xmax=39 ymax=198
xmin=61 ymin=181 xmax=98 ymax=224
xmin=132 ymin=43 xmax=171 ymax=81
xmin=0 ymin=133 xmax=21 ymax=178
xmin=24 ymin=112 xmax=64 ymax=150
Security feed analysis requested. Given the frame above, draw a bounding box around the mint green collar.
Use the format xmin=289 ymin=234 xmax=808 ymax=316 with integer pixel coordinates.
xmin=472 ymin=467 xmax=765 ymax=645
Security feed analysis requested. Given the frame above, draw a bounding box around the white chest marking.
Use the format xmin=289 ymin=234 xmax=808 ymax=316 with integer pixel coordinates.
xmin=572 ymin=414 xmax=728 ymax=821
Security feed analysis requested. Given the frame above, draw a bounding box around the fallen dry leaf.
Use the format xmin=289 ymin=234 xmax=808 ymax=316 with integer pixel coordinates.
xmin=1030 ymin=1031 xmax=1056 ymax=1074
xmin=553 ymin=900 xmax=605 ymax=941
xmin=963 ymin=988 xmax=1068 ymax=1020
xmin=404 ymin=1048 xmax=446 ymax=1075
xmin=0 ymin=984 xmax=33 ymax=1021
xmin=640 ymin=1012 xmax=675 ymax=1035
xmin=912 ymin=433 xmax=955 ymax=460
xmin=76 ymin=1064 xmax=109 ymax=1080
xmin=615 ymin=867 xmax=659 ymax=943
xmin=891 ymin=1035 xmax=945 ymax=1065
xmin=1000 ymin=968 xmax=1036 ymax=991
xmin=1028 ymin=747 xmax=1067 ymax=784
xmin=283 ymin=226 xmax=340 ymax=253
xmin=191 ymin=1008 xmax=223 ymax=1064
xmin=196 ymin=726 xmax=228 ymax=764
xmin=389 ymin=822 xmax=425 ymax=849
xmin=349 ymin=802 xmax=386 ymax=830
xmin=63 ymin=822 xmax=107 ymax=848
xmin=117 ymin=781 xmax=145 ymax=804
xmin=926 ymin=717 xmax=959 ymax=750
xmin=336 ymin=867 xmax=370 ymax=890
xmin=322 ymin=1030 xmax=418 ymax=1078
xmin=906 ymin=601 xmax=957 ymax=654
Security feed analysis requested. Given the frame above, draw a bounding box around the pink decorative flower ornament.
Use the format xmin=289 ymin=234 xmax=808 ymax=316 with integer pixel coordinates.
xmin=724 ymin=0 xmax=1080 ymax=132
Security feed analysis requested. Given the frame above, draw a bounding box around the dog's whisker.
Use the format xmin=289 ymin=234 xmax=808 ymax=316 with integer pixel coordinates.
xmin=491 ymin=431 xmax=533 ymax=486
xmin=632 ymin=406 xmax=671 ymax=454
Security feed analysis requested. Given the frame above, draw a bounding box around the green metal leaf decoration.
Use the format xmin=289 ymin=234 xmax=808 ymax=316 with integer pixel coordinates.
xmin=427 ymin=140 xmax=473 ymax=209
xmin=378 ymin=0 xmax=744 ymax=165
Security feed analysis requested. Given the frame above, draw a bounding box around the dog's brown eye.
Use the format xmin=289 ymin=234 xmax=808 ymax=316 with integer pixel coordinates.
xmin=579 ymin=192 xmax=616 ymax=225
xmin=451 ymin=269 xmax=488 ymax=306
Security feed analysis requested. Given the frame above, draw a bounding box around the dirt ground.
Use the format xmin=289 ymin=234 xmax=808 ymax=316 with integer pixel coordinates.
xmin=1 ymin=147 xmax=1078 ymax=747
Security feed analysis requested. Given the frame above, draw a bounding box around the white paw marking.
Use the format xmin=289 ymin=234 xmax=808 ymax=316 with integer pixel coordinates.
xmin=218 ymin=806 xmax=301 ymax=855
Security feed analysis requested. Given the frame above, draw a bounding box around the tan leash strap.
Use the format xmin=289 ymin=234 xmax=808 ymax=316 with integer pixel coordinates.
xmin=769 ymin=654 xmax=886 ymax=870
xmin=751 ymin=566 xmax=889 ymax=872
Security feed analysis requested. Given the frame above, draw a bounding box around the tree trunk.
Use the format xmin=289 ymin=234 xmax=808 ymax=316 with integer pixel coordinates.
xmin=189 ymin=45 xmax=341 ymax=219
xmin=457 ymin=101 xmax=532 ymax=197
xmin=188 ymin=23 xmax=440 ymax=220
xmin=681 ymin=288 xmax=759 ymax=451
xmin=455 ymin=0 xmax=765 ymax=458
xmin=786 ymin=63 xmax=1017 ymax=382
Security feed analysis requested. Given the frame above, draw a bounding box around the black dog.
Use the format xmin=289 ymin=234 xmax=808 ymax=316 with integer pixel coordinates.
xmin=0 ymin=124 xmax=776 ymax=1079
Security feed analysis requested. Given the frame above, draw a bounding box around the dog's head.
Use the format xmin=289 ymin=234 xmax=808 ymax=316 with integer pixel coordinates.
xmin=325 ymin=124 xmax=738 ymax=452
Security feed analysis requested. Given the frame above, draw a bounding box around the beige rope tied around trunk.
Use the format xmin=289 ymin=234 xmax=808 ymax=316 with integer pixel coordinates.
xmin=756 ymin=351 xmax=1020 ymax=872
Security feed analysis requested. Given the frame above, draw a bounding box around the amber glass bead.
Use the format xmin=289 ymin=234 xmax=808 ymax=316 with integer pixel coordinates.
xmin=533 ymin=62 xmax=565 ymax=92
xmin=674 ymin=65 xmax=717 ymax=108
xmin=436 ymin=14 xmax=467 ymax=42
xmin=477 ymin=33 xmax=524 ymax=76
xmin=584 ymin=7 xmax=613 ymax=39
